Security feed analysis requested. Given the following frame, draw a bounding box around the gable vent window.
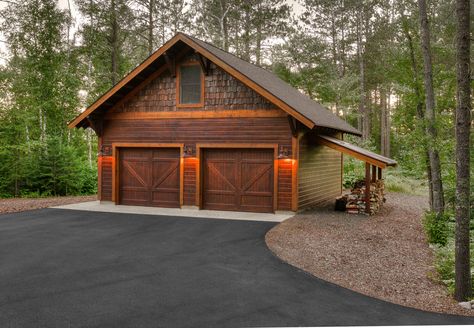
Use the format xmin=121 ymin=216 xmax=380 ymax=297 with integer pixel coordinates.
xmin=178 ymin=64 xmax=202 ymax=105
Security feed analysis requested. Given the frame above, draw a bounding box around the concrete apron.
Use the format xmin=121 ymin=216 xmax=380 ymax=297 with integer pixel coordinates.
xmin=52 ymin=201 xmax=294 ymax=223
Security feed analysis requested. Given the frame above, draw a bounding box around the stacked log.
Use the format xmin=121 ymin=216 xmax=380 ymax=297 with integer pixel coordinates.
xmin=343 ymin=179 xmax=385 ymax=215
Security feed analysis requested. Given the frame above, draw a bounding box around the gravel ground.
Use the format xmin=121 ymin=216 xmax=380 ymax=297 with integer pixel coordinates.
xmin=266 ymin=192 xmax=472 ymax=316
xmin=0 ymin=195 xmax=97 ymax=215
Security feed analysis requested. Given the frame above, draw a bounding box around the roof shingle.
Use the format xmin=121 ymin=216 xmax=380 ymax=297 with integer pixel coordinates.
xmin=184 ymin=34 xmax=361 ymax=136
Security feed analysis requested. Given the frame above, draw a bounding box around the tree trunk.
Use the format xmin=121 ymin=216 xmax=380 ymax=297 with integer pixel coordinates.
xmin=454 ymin=0 xmax=471 ymax=302
xmin=110 ymin=0 xmax=119 ymax=85
xmin=148 ymin=0 xmax=154 ymax=55
xmin=418 ymin=0 xmax=444 ymax=215
xmin=242 ymin=6 xmax=251 ymax=62
xmin=218 ymin=0 xmax=229 ymax=52
xmin=255 ymin=23 xmax=262 ymax=66
xmin=380 ymin=88 xmax=390 ymax=157
xmin=356 ymin=11 xmax=368 ymax=140
xmin=39 ymin=107 xmax=45 ymax=142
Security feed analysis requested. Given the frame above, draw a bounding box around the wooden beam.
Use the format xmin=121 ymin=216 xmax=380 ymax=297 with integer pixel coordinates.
xmin=287 ymin=115 xmax=298 ymax=137
xmin=86 ymin=115 xmax=103 ymax=136
xmin=163 ymin=51 xmax=176 ymax=77
xmin=378 ymin=167 xmax=382 ymax=180
xmin=372 ymin=165 xmax=377 ymax=182
xmin=104 ymin=109 xmax=286 ymax=120
xmin=365 ymin=162 xmax=371 ymax=214
xmin=197 ymin=53 xmax=211 ymax=75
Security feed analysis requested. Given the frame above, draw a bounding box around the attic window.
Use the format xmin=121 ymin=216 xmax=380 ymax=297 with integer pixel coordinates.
xmin=177 ymin=64 xmax=203 ymax=106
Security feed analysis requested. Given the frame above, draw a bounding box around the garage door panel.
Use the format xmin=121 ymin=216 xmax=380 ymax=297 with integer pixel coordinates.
xmin=122 ymin=161 xmax=150 ymax=188
xmin=151 ymin=190 xmax=180 ymax=206
xmin=204 ymin=193 xmax=237 ymax=209
xmin=203 ymin=148 xmax=274 ymax=213
xmin=119 ymin=147 xmax=180 ymax=208
xmin=205 ymin=161 xmax=237 ymax=192
xmin=120 ymin=190 xmax=150 ymax=205
xmin=241 ymin=163 xmax=272 ymax=192
xmin=152 ymin=161 xmax=179 ymax=188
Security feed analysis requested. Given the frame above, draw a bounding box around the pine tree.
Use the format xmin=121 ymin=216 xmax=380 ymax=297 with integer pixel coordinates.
xmin=454 ymin=0 xmax=471 ymax=302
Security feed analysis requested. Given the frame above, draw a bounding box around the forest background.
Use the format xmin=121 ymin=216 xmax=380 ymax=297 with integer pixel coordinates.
xmin=0 ymin=0 xmax=472 ymax=294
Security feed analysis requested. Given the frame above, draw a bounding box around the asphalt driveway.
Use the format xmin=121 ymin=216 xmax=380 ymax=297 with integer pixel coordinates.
xmin=0 ymin=209 xmax=473 ymax=327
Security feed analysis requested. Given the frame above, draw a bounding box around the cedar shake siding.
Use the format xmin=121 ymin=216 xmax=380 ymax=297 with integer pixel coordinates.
xmin=298 ymin=132 xmax=342 ymax=210
xmin=111 ymin=57 xmax=277 ymax=113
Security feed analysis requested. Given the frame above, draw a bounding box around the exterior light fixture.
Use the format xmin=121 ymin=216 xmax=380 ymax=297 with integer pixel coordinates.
xmin=183 ymin=145 xmax=194 ymax=157
xmin=278 ymin=145 xmax=290 ymax=159
xmin=98 ymin=145 xmax=111 ymax=157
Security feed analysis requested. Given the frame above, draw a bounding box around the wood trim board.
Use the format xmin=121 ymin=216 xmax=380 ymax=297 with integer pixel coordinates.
xmin=104 ymin=109 xmax=286 ymax=120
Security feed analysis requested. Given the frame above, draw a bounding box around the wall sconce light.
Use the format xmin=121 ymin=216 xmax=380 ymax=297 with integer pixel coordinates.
xmin=278 ymin=145 xmax=290 ymax=159
xmin=98 ymin=145 xmax=111 ymax=157
xmin=184 ymin=145 xmax=194 ymax=157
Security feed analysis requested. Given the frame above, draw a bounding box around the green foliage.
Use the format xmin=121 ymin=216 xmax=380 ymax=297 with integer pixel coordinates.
xmin=434 ymin=236 xmax=474 ymax=295
xmin=0 ymin=0 xmax=97 ymax=198
xmin=434 ymin=240 xmax=456 ymax=294
xmin=423 ymin=211 xmax=451 ymax=246
xmin=343 ymin=157 xmax=364 ymax=189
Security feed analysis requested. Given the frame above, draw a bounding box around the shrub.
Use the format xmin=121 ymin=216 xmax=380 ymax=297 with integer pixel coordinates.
xmin=434 ymin=241 xmax=456 ymax=294
xmin=423 ymin=211 xmax=450 ymax=246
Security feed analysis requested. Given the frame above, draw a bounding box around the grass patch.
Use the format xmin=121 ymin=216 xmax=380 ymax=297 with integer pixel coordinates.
xmin=384 ymin=169 xmax=428 ymax=195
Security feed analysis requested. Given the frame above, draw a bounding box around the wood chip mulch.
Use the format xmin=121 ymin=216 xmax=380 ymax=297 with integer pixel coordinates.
xmin=0 ymin=195 xmax=97 ymax=215
xmin=266 ymin=192 xmax=472 ymax=316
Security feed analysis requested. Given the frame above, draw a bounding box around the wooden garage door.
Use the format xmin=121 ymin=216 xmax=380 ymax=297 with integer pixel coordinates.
xmin=119 ymin=148 xmax=180 ymax=207
xmin=202 ymin=148 xmax=274 ymax=213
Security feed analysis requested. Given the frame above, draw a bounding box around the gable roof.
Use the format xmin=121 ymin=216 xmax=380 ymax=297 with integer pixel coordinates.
xmin=69 ymin=33 xmax=361 ymax=136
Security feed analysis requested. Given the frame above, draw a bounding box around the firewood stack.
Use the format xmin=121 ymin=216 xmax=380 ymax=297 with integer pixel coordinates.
xmin=344 ymin=179 xmax=386 ymax=215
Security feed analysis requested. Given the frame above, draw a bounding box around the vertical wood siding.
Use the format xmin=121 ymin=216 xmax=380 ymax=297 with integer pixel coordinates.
xmin=298 ymin=132 xmax=342 ymax=210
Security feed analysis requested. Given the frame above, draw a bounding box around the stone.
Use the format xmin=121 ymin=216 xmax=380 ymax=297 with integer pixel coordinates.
xmin=459 ymin=301 xmax=472 ymax=310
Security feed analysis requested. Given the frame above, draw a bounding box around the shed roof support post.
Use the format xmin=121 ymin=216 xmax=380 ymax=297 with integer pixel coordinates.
xmin=365 ymin=162 xmax=371 ymax=214
xmin=378 ymin=167 xmax=382 ymax=180
xmin=372 ymin=165 xmax=377 ymax=182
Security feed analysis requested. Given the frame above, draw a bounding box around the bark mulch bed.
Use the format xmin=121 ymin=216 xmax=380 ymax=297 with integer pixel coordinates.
xmin=0 ymin=195 xmax=97 ymax=215
xmin=266 ymin=192 xmax=472 ymax=316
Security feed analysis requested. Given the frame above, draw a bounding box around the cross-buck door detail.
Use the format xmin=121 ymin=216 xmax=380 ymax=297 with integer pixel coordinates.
xmin=119 ymin=148 xmax=180 ymax=208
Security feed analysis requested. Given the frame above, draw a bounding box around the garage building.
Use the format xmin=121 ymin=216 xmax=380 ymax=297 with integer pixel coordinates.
xmin=69 ymin=33 xmax=390 ymax=214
